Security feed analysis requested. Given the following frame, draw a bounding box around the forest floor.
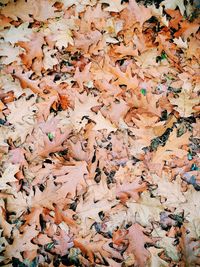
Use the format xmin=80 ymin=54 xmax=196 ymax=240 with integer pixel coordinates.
xmin=0 ymin=0 xmax=199 ymax=266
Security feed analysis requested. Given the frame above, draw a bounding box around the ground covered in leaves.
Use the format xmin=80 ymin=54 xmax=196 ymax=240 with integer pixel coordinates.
xmin=0 ymin=0 xmax=200 ymax=266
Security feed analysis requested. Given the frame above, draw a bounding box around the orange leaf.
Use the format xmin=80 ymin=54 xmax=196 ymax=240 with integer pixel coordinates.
xmin=18 ymin=33 xmax=44 ymax=74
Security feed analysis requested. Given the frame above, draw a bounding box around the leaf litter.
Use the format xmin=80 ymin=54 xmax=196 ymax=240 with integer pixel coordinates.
xmin=0 ymin=0 xmax=199 ymax=266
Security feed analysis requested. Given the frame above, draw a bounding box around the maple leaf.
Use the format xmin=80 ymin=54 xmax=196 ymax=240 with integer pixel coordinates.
xmin=126 ymin=223 xmax=156 ymax=267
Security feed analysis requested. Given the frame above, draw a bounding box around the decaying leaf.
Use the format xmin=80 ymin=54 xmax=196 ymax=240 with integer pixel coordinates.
xmin=0 ymin=0 xmax=199 ymax=265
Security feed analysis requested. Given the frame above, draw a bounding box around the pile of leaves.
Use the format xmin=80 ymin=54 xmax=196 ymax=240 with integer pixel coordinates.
xmin=0 ymin=0 xmax=199 ymax=266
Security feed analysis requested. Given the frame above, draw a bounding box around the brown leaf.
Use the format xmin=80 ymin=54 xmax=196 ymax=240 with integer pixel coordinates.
xmin=126 ymin=223 xmax=156 ymax=267
xmin=116 ymin=178 xmax=147 ymax=203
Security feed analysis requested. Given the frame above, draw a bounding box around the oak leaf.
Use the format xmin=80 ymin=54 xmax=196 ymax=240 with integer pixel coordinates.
xmin=169 ymin=90 xmax=199 ymax=117
xmin=70 ymin=93 xmax=98 ymax=131
xmin=74 ymin=234 xmax=118 ymax=264
xmin=31 ymin=180 xmax=68 ymax=209
xmin=100 ymin=0 xmax=127 ymax=12
xmin=18 ymin=33 xmax=45 ymax=73
xmin=152 ymin=174 xmax=186 ymax=205
xmin=126 ymin=223 xmax=156 ymax=267
xmin=0 ymin=207 xmax=12 ymax=238
xmin=6 ymin=94 xmax=37 ymax=125
xmin=128 ymin=0 xmax=152 ymax=26
xmin=0 ymin=42 xmax=21 ymax=65
xmin=36 ymin=128 xmax=71 ymax=158
xmin=51 ymin=229 xmax=73 ymax=256
xmin=0 ymin=163 xmax=19 ymax=190
xmin=0 ymin=0 xmax=35 ymax=22
xmin=4 ymin=225 xmax=39 ymax=261
xmin=53 ymin=161 xmax=88 ymax=198
xmin=1 ymin=0 xmax=56 ymax=22
xmin=1 ymin=22 xmax=32 ymax=44
xmin=161 ymin=0 xmax=185 ymax=15
xmin=116 ymin=177 xmax=147 ymax=203
xmin=152 ymin=129 xmax=190 ymax=163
